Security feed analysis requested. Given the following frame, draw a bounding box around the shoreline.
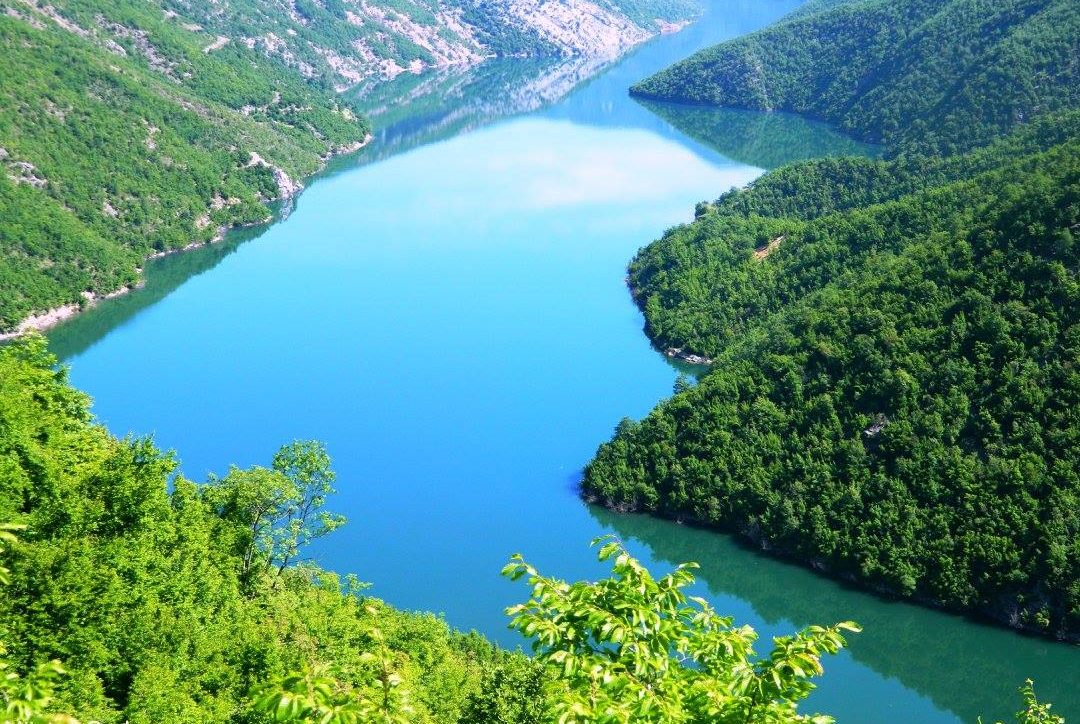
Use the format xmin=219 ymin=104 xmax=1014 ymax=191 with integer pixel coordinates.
xmin=626 ymin=276 xmax=715 ymax=366
xmin=583 ymin=494 xmax=1080 ymax=644
xmin=2 ymin=4 xmax=688 ymax=345
xmin=2 ymin=9 xmax=687 ymax=345
xmin=0 ymin=286 xmax=137 ymax=343
xmin=0 ymin=134 xmax=372 ymax=342
xmin=662 ymin=346 xmax=714 ymax=365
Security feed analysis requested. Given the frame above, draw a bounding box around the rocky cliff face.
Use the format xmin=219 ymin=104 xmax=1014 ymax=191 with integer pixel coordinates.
xmin=493 ymin=0 xmax=649 ymax=57
xmin=159 ymin=0 xmax=694 ymax=89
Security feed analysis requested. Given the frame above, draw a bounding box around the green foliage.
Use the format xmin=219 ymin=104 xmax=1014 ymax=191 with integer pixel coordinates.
xmin=0 ymin=0 xmax=370 ymax=331
xmin=0 ymin=523 xmax=21 ymax=586
xmin=203 ymin=440 xmax=345 ymax=587
xmin=458 ymin=651 xmax=551 ymax=724
xmin=0 ymin=337 xmax=1066 ymax=721
xmin=0 ymin=0 xmax=696 ymax=333
xmin=503 ymin=536 xmax=858 ymax=723
xmin=628 ymin=112 xmax=1080 ymax=357
xmin=1004 ymin=681 xmax=1066 ymax=724
xmin=0 ymin=336 xmax=529 ymax=723
xmin=584 ymin=119 xmax=1080 ymax=639
xmin=0 ymin=526 xmax=78 ymax=724
xmin=251 ymin=617 xmax=415 ymax=723
xmin=631 ymin=0 xmax=1080 ymax=155
xmin=0 ymin=645 xmax=77 ymax=724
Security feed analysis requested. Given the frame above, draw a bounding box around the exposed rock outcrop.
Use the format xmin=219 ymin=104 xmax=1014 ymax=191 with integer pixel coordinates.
xmin=157 ymin=0 xmax=690 ymax=89
xmin=246 ymin=152 xmax=303 ymax=198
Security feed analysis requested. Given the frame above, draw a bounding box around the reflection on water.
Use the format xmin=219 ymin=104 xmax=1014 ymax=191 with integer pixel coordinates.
xmin=341 ymin=55 xmax=621 ymax=167
xmin=590 ymin=507 xmax=1080 ymax=724
xmin=47 ymin=226 xmax=260 ymax=361
xmin=638 ymin=99 xmax=884 ymax=168
xmin=347 ymin=57 xmax=622 ymax=165
xmin=48 ymin=45 xmax=872 ymax=354
xmin=50 ymin=55 xmax=628 ymax=359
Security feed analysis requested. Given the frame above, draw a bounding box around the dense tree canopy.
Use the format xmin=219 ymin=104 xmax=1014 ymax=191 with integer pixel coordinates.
xmin=602 ymin=0 xmax=1080 ymax=649
xmin=630 ymin=0 xmax=1080 ymax=156
xmin=0 ymin=338 xmax=866 ymax=723
xmin=0 ymin=0 xmax=370 ymax=332
xmin=0 ymin=336 xmax=543 ymax=722
xmin=584 ymin=117 xmax=1080 ymax=640
xmin=0 ymin=339 xmax=1062 ymax=720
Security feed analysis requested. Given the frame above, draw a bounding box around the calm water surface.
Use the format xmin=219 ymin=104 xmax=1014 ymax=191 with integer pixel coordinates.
xmin=48 ymin=1 xmax=1078 ymax=721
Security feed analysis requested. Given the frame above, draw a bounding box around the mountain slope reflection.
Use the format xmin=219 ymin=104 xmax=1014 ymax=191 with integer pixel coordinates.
xmin=589 ymin=506 xmax=1080 ymax=724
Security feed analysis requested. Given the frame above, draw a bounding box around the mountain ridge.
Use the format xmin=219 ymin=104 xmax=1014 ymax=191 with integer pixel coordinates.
xmin=629 ymin=0 xmax=1080 ymax=155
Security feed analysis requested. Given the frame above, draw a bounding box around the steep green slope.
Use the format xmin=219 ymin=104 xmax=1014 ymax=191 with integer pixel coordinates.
xmin=630 ymin=113 xmax=1080 ymax=356
xmin=0 ymin=343 xmax=1059 ymax=721
xmin=0 ymin=0 xmax=696 ymax=335
xmin=0 ymin=0 xmax=370 ymax=332
xmin=583 ymin=120 xmax=1080 ymax=639
xmin=630 ymin=0 xmax=1080 ymax=155
xmin=0 ymin=336 xmax=547 ymax=722
xmin=0 ymin=337 xmax=860 ymax=724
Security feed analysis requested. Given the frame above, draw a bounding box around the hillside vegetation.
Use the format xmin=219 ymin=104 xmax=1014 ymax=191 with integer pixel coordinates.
xmin=0 ymin=336 xmax=886 ymax=723
xmin=0 ymin=0 xmax=371 ymax=332
xmin=630 ymin=0 xmax=1080 ymax=155
xmin=0 ymin=336 xmax=549 ymax=722
xmin=584 ymin=114 xmax=1080 ymax=639
xmin=0 ymin=0 xmax=693 ymax=335
xmin=163 ymin=0 xmax=698 ymax=87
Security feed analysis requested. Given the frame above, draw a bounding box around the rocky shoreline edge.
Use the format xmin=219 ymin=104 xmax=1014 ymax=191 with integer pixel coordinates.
xmin=582 ymin=491 xmax=1078 ymax=643
xmin=0 ymin=135 xmax=372 ymax=343
xmin=662 ymin=346 xmax=714 ymax=365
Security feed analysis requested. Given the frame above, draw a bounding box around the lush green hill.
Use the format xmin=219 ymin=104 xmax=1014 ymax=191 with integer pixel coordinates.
xmin=0 ymin=335 xmax=549 ymax=722
xmin=0 ymin=0 xmax=694 ymax=335
xmin=0 ymin=337 xmax=878 ymax=724
xmin=583 ymin=116 xmax=1080 ymax=639
xmin=630 ymin=0 xmax=1080 ymax=155
xmin=0 ymin=0 xmax=371 ymax=332
xmin=629 ymin=113 xmax=1080 ymax=357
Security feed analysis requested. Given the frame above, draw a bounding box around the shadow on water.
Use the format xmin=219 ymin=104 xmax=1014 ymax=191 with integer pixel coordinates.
xmin=47 ymin=223 xmax=269 ymax=360
xmin=589 ymin=506 xmax=1080 ymax=724
xmin=636 ymin=99 xmax=883 ymax=169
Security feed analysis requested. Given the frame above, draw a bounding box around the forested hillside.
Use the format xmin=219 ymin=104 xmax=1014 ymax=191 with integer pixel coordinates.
xmin=630 ymin=0 xmax=1080 ymax=155
xmin=630 ymin=113 xmax=1080 ymax=356
xmin=583 ymin=115 xmax=1080 ymax=639
xmin=0 ymin=0 xmax=370 ymax=334
xmin=0 ymin=0 xmax=693 ymax=336
xmin=162 ymin=0 xmax=698 ymax=88
xmin=0 ymin=335 xmax=546 ymax=722
xmin=0 ymin=336 xmax=886 ymax=723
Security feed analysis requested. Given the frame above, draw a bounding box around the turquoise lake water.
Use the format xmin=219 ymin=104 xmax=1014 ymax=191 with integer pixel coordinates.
xmin=47 ymin=0 xmax=1079 ymax=720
